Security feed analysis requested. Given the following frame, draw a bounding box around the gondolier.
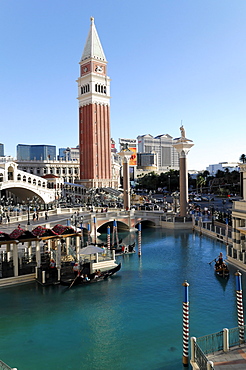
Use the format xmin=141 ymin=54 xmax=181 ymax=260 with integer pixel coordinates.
xmin=73 ymin=262 xmax=80 ymax=277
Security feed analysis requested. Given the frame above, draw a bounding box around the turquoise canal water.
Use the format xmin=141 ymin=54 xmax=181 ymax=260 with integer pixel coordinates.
xmin=0 ymin=229 xmax=244 ymax=370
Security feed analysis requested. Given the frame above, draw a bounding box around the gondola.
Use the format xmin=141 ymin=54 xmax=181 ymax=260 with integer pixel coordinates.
xmin=111 ymin=242 xmax=136 ymax=255
xmin=214 ymin=263 xmax=230 ymax=279
xmin=60 ymin=263 xmax=121 ymax=287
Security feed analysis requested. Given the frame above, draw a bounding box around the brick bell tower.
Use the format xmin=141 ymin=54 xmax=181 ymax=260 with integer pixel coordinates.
xmin=77 ymin=17 xmax=113 ymax=189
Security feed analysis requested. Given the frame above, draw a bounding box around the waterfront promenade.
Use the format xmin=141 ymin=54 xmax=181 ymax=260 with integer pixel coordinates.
xmin=207 ymin=345 xmax=246 ymax=369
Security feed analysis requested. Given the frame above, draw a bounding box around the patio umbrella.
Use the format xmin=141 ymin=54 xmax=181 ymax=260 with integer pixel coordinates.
xmin=79 ymin=245 xmax=103 ymax=255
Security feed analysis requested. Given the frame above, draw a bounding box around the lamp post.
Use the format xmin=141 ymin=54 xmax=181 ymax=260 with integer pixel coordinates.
xmin=27 ymin=198 xmax=30 ymax=225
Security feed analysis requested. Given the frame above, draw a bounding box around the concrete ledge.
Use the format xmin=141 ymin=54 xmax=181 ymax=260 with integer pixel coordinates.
xmin=0 ymin=274 xmax=36 ymax=288
xmin=227 ymin=256 xmax=246 ymax=272
xmin=161 ymin=221 xmax=193 ymax=230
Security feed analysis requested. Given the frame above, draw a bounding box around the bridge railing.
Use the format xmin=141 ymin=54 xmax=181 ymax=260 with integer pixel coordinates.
xmin=0 ymin=359 xmax=14 ymax=370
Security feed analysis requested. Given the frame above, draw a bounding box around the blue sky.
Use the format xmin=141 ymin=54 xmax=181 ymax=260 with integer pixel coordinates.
xmin=1 ymin=0 xmax=246 ymax=171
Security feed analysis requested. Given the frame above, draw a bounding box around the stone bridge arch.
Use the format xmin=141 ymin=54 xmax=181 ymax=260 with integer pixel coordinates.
xmin=0 ymin=184 xmax=46 ymax=203
xmin=0 ymin=161 xmax=56 ymax=203
xmin=135 ymin=219 xmax=156 ymax=229
xmin=97 ymin=220 xmax=130 ymax=233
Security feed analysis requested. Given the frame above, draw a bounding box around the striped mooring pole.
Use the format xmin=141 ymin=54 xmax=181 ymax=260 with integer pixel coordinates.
xmin=235 ymin=271 xmax=245 ymax=343
xmin=113 ymin=219 xmax=119 ymax=245
xmin=138 ymin=223 xmax=142 ymax=257
xmin=93 ymin=217 xmax=97 ymax=244
xmin=107 ymin=226 xmax=111 ymax=250
xmin=182 ymin=280 xmax=189 ymax=367
xmin=80 ymin=222 xmax=84 ymax=247
xmin=87 ymin=223 xmax=91 ymax=244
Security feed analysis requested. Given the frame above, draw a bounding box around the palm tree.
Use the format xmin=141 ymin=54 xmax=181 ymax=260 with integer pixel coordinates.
xmin=196 ymin=175 xmax=206 ymax=193
xmin=239 ymin=154 xmax=246 ymax=163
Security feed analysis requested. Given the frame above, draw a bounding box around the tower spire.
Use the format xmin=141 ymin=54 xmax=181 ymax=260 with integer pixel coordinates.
xmin=81 ymin=17 xmax=106 ymax=62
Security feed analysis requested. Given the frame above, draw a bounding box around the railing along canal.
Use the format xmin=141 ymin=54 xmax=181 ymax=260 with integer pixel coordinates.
xmin=0 ymin=359 xmax=14 ymax=370
xmin=191 ymin=325 xmax=246 ymax=369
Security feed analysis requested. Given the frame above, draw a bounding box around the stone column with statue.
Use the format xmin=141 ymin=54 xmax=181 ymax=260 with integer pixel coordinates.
xmin=173 ymin=125 xmax=194 ymax=218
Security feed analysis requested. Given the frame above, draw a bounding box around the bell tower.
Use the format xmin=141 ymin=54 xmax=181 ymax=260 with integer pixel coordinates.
xmin=77 ymin=17 xmax=113 ymax=188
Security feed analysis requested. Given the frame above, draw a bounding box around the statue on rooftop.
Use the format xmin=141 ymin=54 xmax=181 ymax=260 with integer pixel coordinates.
xmin=180 ymin=125 xmax=186 ymax=139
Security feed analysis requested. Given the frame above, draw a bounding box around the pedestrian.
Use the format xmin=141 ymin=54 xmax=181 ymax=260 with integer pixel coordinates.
xmin=18 ymin=224 xmax=21 ymax=229
xmin=36 ymin=211 xmax=39 ymax=221
xmin=6 ymin=215 xmax=10 ymax=223
xmin=45 ymin=212 xmax=48 ymax=220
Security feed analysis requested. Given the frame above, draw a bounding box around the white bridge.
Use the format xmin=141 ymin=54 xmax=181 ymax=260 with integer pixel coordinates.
xmin=0 ymin=160 xmax=56 ymax=203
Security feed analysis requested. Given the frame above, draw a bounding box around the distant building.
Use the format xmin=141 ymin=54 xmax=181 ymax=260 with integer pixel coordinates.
xmin=137 ymin=134 xmax=179 ymax=173
xmin=58 ymin=146 xmax=79 ymax=161
xmin=119 ymin=138 xmax=137 ymax=181
xmin=0 ymin=143 xmax=4 ymax=157
xmin=17 ymin=144 xmax=56 ymax=161
xmin=58 ymin=148 xmax=67 ymax=160
xmin=206 ymin=162 xmax=239 ymax=175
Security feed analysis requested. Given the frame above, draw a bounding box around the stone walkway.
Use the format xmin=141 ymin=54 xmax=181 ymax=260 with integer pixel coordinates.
xmin=207 ymin=344 xmax=246 ymax=369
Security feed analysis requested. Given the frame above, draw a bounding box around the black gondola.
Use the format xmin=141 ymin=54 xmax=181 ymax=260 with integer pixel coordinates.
xmin=111 ymin=242 xmax=136 ymax=255
xmin=60 ymin=263 xmax=121 ymax=287
xmin=214 ymin=263 xmax=230 ymax=279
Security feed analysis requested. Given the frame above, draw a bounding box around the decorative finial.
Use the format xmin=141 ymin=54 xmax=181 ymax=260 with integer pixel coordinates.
xmin=90 ymin=16 xmax=94 ymax=23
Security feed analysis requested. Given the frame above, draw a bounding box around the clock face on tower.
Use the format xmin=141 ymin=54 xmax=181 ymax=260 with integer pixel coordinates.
xmin=95 ymin=65 xmax=103 ymax=73
xmin=83 ymin=67 xmax=88 ymax=72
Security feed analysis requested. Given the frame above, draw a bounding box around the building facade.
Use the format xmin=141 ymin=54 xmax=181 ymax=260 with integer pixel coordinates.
xmin=17 ymin=144 xmax=56 ymax=161
xmin=16 ymin=159 xmax=79 ymax=184
xmin=229 ymin=163 xmax=246 ymax=268
xmin=77 ymin=17 xmax=117 ymax=189
xmin=0 ymin=143 xmax=4 ymax=157
xmin=206 ymin=162 xmax=239 ymax=175
xmin=137 ymin=134 xmax=179 ymax=173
